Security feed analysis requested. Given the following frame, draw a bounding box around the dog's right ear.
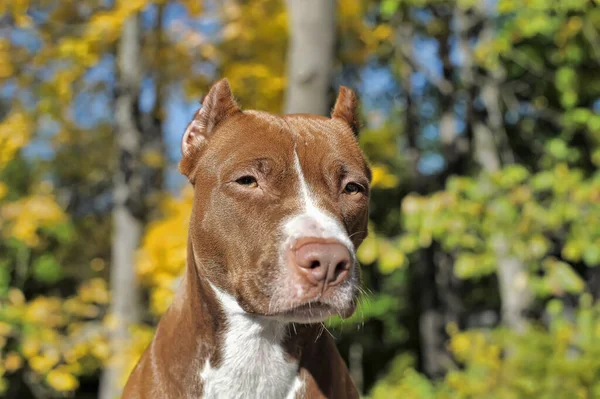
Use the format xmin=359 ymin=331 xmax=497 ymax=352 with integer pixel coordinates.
xmin=180 ymin=79 xmax=241 ymax=180
xmin=181 ymin=79 xmax=240 ymax=155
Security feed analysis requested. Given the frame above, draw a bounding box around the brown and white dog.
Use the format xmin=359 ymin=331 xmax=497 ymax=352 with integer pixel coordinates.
xmin=122 ymin=79 xmax=370 ymax=399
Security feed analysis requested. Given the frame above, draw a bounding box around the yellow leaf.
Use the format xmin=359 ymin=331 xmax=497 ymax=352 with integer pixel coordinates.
xmin=357 ymin=230 xmax=379 ymax=264
xmin=181 ymin=0 xmax=203 ymax=16
xmin=29 ymin=351 xmax=59 ymax=373
xmin=91 ymin=340 xmax=110 ymax=361
xmin=0 ymin=111 xmax=33 ymax=168
xmin=141 ymin=149 xmax=164 ymax=168
xmin=0 ymin=321 xmax=12 ymax=336
xmin=21 ymin=338 xmax=40 ymax=359
xmin=4 ymin=352 xmax=22 ymax=372
xmin=1 ymin=194 xmax=67 ymax=247
xmin=46 ymin=368 xmax=79 ymax=392
xmin=373 ymin=24 xmax=393 ymax=41
xmin=8 ymin=288 xmax=25 ymax=305
xmin=90 ymin=257 xmax=106 ymax=272
xmin=371 ymin=164 xmax=399 ymax=189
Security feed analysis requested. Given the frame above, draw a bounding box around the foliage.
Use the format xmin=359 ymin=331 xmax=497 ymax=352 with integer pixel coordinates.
xmin=137 ymin=187 xmax=193 ymax=316
xmin=370 ymin=297 xmax=600 ymax=399
xmin=1 ymin=0 xmax=599 ymax=397
xmin=0 ymin=280 xmax=110 ymax=395
xmin=397 ymin=164 xmax=600 ymax=293
xmin=0 ymin=115 xmax=110 ymax=395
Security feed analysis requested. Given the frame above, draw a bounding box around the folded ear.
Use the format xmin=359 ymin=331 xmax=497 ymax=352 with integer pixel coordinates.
xmin=181 ymin=79 xmax=241 ymax=156
xmin=331 ymin=86 xmax=360 ymax=136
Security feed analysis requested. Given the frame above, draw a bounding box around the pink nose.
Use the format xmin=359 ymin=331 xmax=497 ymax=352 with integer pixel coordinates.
xmin=294 ymin=241 xmax=352 ymax=286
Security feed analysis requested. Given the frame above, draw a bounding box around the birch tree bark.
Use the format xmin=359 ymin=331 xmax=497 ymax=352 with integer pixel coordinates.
xmin=284 ymin=0 xmax=336 ymax=115
xmin=467 ymin=4 xmax=532 ymax=333
xmin=99 ymin=15 xmax=144 ymax=399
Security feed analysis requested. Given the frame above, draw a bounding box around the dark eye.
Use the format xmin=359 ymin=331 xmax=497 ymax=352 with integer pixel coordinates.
xmin=235 ymin=176 xmax=258 ymax=188
xmin=344 ymin=182 xmax=363 ymax=194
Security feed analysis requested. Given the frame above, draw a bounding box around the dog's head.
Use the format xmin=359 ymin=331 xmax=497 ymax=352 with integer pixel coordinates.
xmin=179 ymin=79 xmax=370 ymax=323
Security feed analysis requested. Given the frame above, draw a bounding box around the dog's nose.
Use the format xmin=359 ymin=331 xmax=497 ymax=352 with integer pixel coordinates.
xmin=294 ymin=241 xmax=351 ymax=286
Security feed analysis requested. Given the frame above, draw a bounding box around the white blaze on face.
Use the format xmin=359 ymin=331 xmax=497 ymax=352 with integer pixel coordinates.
xmin=282 ymin=148 xmax=354 ymax=252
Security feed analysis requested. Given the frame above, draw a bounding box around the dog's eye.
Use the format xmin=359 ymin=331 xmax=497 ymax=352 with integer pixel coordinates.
xmin=236 ymin=176 xmax=258 ymax=188
xmin=343 ymin=182 xmax=363 ymax=194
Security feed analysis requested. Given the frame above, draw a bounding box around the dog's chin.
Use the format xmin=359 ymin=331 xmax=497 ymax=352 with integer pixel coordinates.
xmin=268 ymin=301 xmax=356 ymax=324
xmin=240 ymin=282 xmax=359 ymax=323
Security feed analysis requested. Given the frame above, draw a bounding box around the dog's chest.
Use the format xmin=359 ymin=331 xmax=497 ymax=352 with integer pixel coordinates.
xmin=199 ymin=312 xmax=303 ymax=399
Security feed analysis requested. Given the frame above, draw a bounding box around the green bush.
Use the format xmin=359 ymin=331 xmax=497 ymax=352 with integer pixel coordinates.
xmin=370 ymin=296 xmax=600 ymax=399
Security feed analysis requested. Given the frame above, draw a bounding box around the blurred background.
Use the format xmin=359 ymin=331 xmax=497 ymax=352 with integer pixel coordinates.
xmin=1 ymin=0 xmax=599 ymax=398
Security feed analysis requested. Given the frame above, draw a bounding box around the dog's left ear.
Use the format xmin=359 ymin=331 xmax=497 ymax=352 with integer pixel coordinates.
xmin=331 ymin=86 xmax=360 ymax=136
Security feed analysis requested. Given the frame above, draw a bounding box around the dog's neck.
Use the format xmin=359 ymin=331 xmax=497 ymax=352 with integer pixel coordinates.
xmin=159 ymin=244 xmax=312 ymax=399
xmin=200 ymin=281 xmax=304 ymax=399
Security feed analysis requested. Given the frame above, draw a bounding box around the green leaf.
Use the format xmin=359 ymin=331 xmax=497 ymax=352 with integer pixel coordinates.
xmin=583 ymin=246 xmax=600 ymax=267
xmin=502 ymin=164 xmax=530 ymax=186
xmin=32 ymin=254 xmax=63 ymax=284
xmin=588 ymin=115 xmax=600 ymax=134
xmin=0 ymin=261 xmax=10 ymax=296
xmin=547 ymin=139 xmax=570 ymax=160
xmin=531 ymin=171 xmax=555 ymax=191
xmin=562 ymin=240 xmax=582 ymax=262
xmin=544 ymin=259 xmax=584 ymax=295
xmin=380 ymin=0 xmax=399 ymax=18
xmin=41 ymin=222 xmax=74 ymax=244
xmin=326 ymin=294 xmax=400 ymax=327
xmin=454 ymin=254 xmax=476 ymax=279
xmin=561 ymin=91 xmax=578 ymax=109
xmin=528 ymin=235 xmax=550 ymax=259
xmin=556 ymin=67 xmax=576 ymax=92
xmin=378 ymin=240 xmax=407 ymax=274
xmin=397 ymin=235 xmax=419 ymax=253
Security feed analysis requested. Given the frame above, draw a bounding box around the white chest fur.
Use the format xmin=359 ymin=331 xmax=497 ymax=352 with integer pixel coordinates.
xmin=200 ymin=285 xmax=303 ymax=399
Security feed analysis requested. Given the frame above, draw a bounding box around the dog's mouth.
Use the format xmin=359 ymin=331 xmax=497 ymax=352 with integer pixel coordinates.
xmin=270 ymin=300 xmax=355 ymax=324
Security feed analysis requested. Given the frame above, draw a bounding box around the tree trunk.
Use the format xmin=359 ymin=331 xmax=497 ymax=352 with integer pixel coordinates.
xmin=415 ymin=10 xmax=467 ymax=377
xmin=396 ymin=20 xmax=421 ymax=185
xmin=284 ymin=0 xmax=336 ymax=115
xmin=469 ymin=6 xmax=532 ymax=332
xmin=480 ymin=67 xmax=533 ymax=333
xmin=493 ymin=236 xmax=532 ymax=333
xmin=348 ymin=342 xmax=364 ymax=393
xmin=417 ymin=247 xmax=444 ymax=378
xmin=99 ymin=15 xmax=144 ymax=399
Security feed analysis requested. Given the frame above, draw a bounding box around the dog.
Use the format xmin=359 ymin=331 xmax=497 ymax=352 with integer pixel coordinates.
xmin=122 ymin=79 xmax=370 ymax=399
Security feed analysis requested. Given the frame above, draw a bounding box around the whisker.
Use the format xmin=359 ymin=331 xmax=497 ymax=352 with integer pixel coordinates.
xmin=322 ymin=323 xmax=335 ymax=339
xmin=348 ymin=230 xmax=368 ymax=239
xmin=315 ymin=323 xmax=325 ymax=342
